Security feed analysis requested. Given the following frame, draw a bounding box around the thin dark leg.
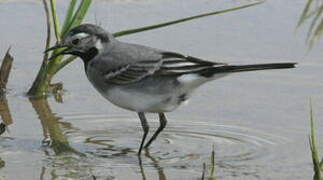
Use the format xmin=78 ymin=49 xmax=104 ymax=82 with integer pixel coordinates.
xmin=144 ymin=113 xmax=167 ymax=149
xmin=138 ymin=112 xmax=149 ymax=155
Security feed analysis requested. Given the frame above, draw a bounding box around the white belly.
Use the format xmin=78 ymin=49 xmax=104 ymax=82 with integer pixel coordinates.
xmin=103 ymin=87 xmax=181 ymax=112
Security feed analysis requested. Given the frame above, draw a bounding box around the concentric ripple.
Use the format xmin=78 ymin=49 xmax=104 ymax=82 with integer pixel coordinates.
xmin=59 ymin=113 xmax=288 ymax=167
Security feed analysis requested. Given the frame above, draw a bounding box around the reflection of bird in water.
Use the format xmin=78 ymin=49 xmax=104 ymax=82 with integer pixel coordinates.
xmin=139 ymin=149 xmax=166 ymax=180
xmin=46 ymin=24 xmax=296 ymax=155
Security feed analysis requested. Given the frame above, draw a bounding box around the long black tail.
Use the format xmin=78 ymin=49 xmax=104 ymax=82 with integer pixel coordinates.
xmin=201 ymin=63 xmax=296 ymax=77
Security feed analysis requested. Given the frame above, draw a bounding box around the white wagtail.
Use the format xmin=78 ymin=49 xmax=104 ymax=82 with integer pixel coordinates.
xmin=46 ymin=24 xmax=296 ymax=155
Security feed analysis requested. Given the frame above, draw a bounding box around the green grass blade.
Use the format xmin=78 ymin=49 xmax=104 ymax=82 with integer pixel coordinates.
xmin=309 ymin=100 xmax=322 ymax=180
xmin=61 ymin=0 xmax=78 ymax=36
xmin=27 ymin=0 xmax=52 ymax=97
xmin=49 ymin=0 xmax=61 ymax=41
xmin=43 ymin=0 xmax=51 ymax=62
xmin=306 ymin=5 xmax=323 ymax=44
xmin=297 ymin=0 xmax=313 ymax=28
xmin=312 ymin=18 xmax=323 ymax=44
xmin=210 ymin=145 xmax=216 ymax=180
xmin=63 ymin=0 xmax=92 ymax=33
xmin=72 ymin=0 xmax=92 ymax=26
xmin=304 ymin=8 xmax=323 ymax=20
xmin=297 ymin=0 xmax=323 ymax=47
xmin=113 ymin=1 xmax=264 ymax=37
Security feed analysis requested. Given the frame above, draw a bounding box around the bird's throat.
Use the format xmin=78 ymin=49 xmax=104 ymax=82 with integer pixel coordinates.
xmin=79 ymin=47 xmax=99 ymax=65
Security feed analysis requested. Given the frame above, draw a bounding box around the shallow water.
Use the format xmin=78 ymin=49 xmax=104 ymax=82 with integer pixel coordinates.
xmin=0 ymin=0 xmax=322 ymax=179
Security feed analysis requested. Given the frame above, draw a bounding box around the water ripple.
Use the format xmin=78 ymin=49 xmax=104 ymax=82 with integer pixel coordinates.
xmin=59 ymin=113 xmax=287 ymax=167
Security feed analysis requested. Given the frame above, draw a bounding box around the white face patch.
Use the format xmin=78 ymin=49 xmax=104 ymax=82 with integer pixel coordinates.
xmin=73 ymin=32 xmax=90 ymax=39
xmin=95 ymin=39 xmax=103 ymax=51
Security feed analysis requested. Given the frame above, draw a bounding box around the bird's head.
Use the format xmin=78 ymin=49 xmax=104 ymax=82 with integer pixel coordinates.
xmin=46 ymin=24 xmax=112 ymax=62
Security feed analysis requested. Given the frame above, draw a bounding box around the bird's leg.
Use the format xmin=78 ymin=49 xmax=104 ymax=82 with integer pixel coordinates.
xmin=138 ymin=112 xmax=149 ymax=155
xmin=144 ymin=113 xmax=167 ymax=149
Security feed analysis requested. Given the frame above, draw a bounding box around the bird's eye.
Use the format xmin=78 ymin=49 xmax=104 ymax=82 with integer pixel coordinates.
xmin=71 ymin=39 xmax=80 ymax=45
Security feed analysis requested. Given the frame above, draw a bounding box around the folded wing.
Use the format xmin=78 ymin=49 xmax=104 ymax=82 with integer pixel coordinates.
xmin=103 ymin=51 xmax=226 ymax=85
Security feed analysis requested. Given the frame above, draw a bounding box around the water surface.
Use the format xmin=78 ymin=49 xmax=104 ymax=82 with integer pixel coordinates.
xmin=0 ymin=0 xmax=322 ymax=179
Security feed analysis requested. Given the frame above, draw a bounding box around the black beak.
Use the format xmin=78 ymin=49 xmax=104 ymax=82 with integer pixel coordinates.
xmin=45 ymin=43 xmax=70 ymax=60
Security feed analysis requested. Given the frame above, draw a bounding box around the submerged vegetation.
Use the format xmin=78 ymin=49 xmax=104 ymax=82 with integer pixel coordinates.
xmin=27 ymin=0 xmax=263 ymax=97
